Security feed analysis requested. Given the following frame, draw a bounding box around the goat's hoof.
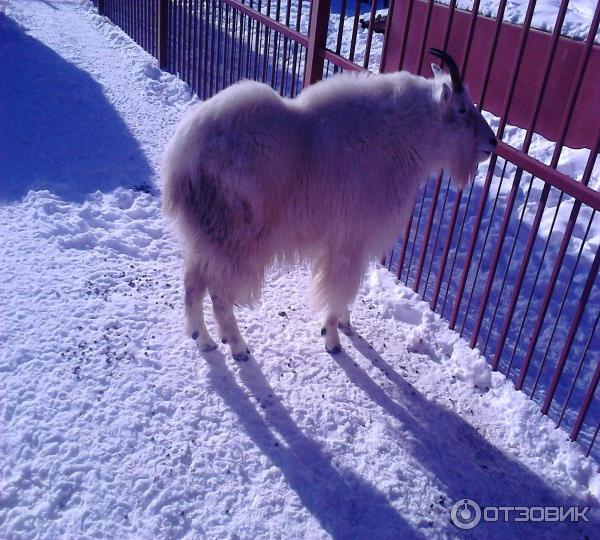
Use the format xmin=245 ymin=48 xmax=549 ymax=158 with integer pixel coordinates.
xmin=338 ymin=322 xmax=353 ymax=336
xmin=326 ymin=344 xmax=342 ymax=355
xmin=232 ymin=351 xmax=250 ymax=362
xmin=199 ymin=341 xmax=218 ymax=352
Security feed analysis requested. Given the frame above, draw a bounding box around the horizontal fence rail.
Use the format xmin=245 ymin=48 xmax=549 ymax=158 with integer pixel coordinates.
xmin=93 ymin=0 xmax=600 ymax=463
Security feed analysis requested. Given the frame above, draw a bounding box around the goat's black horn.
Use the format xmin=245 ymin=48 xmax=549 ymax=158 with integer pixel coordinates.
xmin=429 ymin=48 xmax=463 ymax=92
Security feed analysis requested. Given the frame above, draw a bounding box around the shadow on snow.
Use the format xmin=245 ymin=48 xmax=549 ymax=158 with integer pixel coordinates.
xmin=200 ymin=333 xmax=593 ymax=539
xmin=0 ymin=13 xmax=153 ymax=203
xmin=202 ymin=347 xmax=423 ymax=540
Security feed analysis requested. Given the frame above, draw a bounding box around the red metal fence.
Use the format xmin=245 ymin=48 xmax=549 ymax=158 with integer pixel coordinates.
xmin=92 ymin=0 xmax=600 ymax=462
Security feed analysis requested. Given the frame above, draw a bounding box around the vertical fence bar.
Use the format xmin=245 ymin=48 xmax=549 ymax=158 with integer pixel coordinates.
xmin=210 ymin=0 xmax=217 ymax=95
xmin=395 ymin=216 xmax=413 ymax=281
xmin=203 ymin=0 xmax=210 ymax=98
xmin=223 ymin=2 xmax=230 ymax=89
xmin=404 ymin=185 xmax=429 ymax=285
xmin=304 ymin=0 xmax=331 ymax=86
xmin=542 ymin=247 xmax=600 ymax=416
xmin=459 ymin=0 xmax=481 ymax=80
xmin=415 ymin=0 xmax=435 ymax=75
xmin=158 ymin=0 xmax=169 ymax=68
xmin=216 ymin=1 xmax=223 ymax=92
xmin=571 ymin=359 xmax=600 ymax=442
xmin=253 ymin=0 xmax=263 ymax=81
xmin=422 ymin=179 xmax=452 ymax=297
xmin=230 ymin=7 xmax=237 ymax=88
xmin=414 ymin=174 xmax=442 ymax=293
xmin=289 ymin=0 xmax=303 ymax=95
xmin=245 ymin=8 xmax=254 ymax=80
xmin=280 ymin=0 xmax=293 ymax=94
xmin=134 ymin=0 xmax=139 ymax=45
xmin=586 ymin=424 xmax=600 ymax=458
xmin=237 ymin=10 xmax=244 ymax=82
xmin=430 ymin=188 xmax=461 ymax=310
xmin=382 ymin=0 xmax=414 ymax=72
xmin=192 ymin=0 xmax=199 ymax=95
xmin=347 ymin=0 xmax=362 ymax=64
xmin=333 ymin=0 xmax=348 ymax=74
xmin=178 ymin=0 xmax=184 ymax=76
xmin=363 ymin=0 xmax=378 ymax=69
xmin=270 ymin=1 xmax=282 ymax=86
xmin=186 ymin=0 xmax=193 ymax=86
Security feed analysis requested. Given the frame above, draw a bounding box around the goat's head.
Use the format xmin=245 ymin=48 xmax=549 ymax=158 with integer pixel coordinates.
xmin=429 ymin=48 xmax=497 ymax=188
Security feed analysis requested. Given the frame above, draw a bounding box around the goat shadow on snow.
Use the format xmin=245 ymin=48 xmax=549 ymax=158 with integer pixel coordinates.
xmin=343 ymin=330 xmax=597 ymax=539
xmin=0 ymin=14 xmax=154 ymax=203
xmin=202 ymin=347 xmax=423 ymax=540
xmin=200 ymin=331 xmax=596 ymax=540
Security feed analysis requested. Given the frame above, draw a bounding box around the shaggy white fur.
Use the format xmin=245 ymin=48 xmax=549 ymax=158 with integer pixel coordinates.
xmin=162 ymin=64 xmax=496 ymax=359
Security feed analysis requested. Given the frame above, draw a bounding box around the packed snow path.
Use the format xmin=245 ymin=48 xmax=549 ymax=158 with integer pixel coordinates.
xmin=1 ymin=1 xmax=599 ymax=539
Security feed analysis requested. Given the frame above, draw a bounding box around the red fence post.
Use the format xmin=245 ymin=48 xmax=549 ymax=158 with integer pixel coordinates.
xmin=380 ymin=0 xmax=414 ymax=73
xmin=158 ymin=0 xmax=169 ymax=69
xmin=305 ymin=0 xmax=332 ymax=86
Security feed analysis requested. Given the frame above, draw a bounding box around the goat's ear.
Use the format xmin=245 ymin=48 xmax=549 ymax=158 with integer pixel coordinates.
xmin=440 ymin=83 xmax=452 ymax=106
xmin=431 ymin=63 xmax=443 ymax=78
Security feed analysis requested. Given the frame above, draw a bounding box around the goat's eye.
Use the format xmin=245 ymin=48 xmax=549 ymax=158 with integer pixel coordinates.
xmin=458 ymin=107 xmax=467 ymax=115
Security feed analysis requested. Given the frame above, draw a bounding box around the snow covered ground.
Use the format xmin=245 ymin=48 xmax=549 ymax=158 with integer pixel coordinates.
xmin=1 ymin=1 xmax=600 ymax=538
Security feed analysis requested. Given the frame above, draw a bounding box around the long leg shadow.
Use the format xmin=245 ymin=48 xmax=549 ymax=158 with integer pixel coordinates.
xmin=201 ymin=348 xmax=426 ymax=540
xmin=0 ymin=13 xmax=153 ymax=202
xmin=341 ymin=330 xmax=597 ymax=538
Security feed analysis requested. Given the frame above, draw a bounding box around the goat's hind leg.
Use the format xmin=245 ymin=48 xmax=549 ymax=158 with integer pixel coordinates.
xmin=210 ymin=292 xmax=250 ymax=362
xmin=184 ymin=264 xmax=217 ymax=351
xmin=337 ymin=307 xmax=352 ymax=335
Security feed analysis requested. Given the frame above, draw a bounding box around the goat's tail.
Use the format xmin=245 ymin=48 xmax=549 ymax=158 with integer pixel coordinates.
xmin=161 ymin=136 xmax=194 ymax=220
xmin=162 ymin=170 xmax=192 ymax=219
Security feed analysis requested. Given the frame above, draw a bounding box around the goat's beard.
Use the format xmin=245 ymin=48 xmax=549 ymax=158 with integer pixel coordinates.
xmin=447 ymin=151 xmax=479 ymax=189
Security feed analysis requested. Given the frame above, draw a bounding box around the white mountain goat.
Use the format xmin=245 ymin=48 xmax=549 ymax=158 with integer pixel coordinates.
xmin=162 ymin=49 xmax=496 ymax=361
